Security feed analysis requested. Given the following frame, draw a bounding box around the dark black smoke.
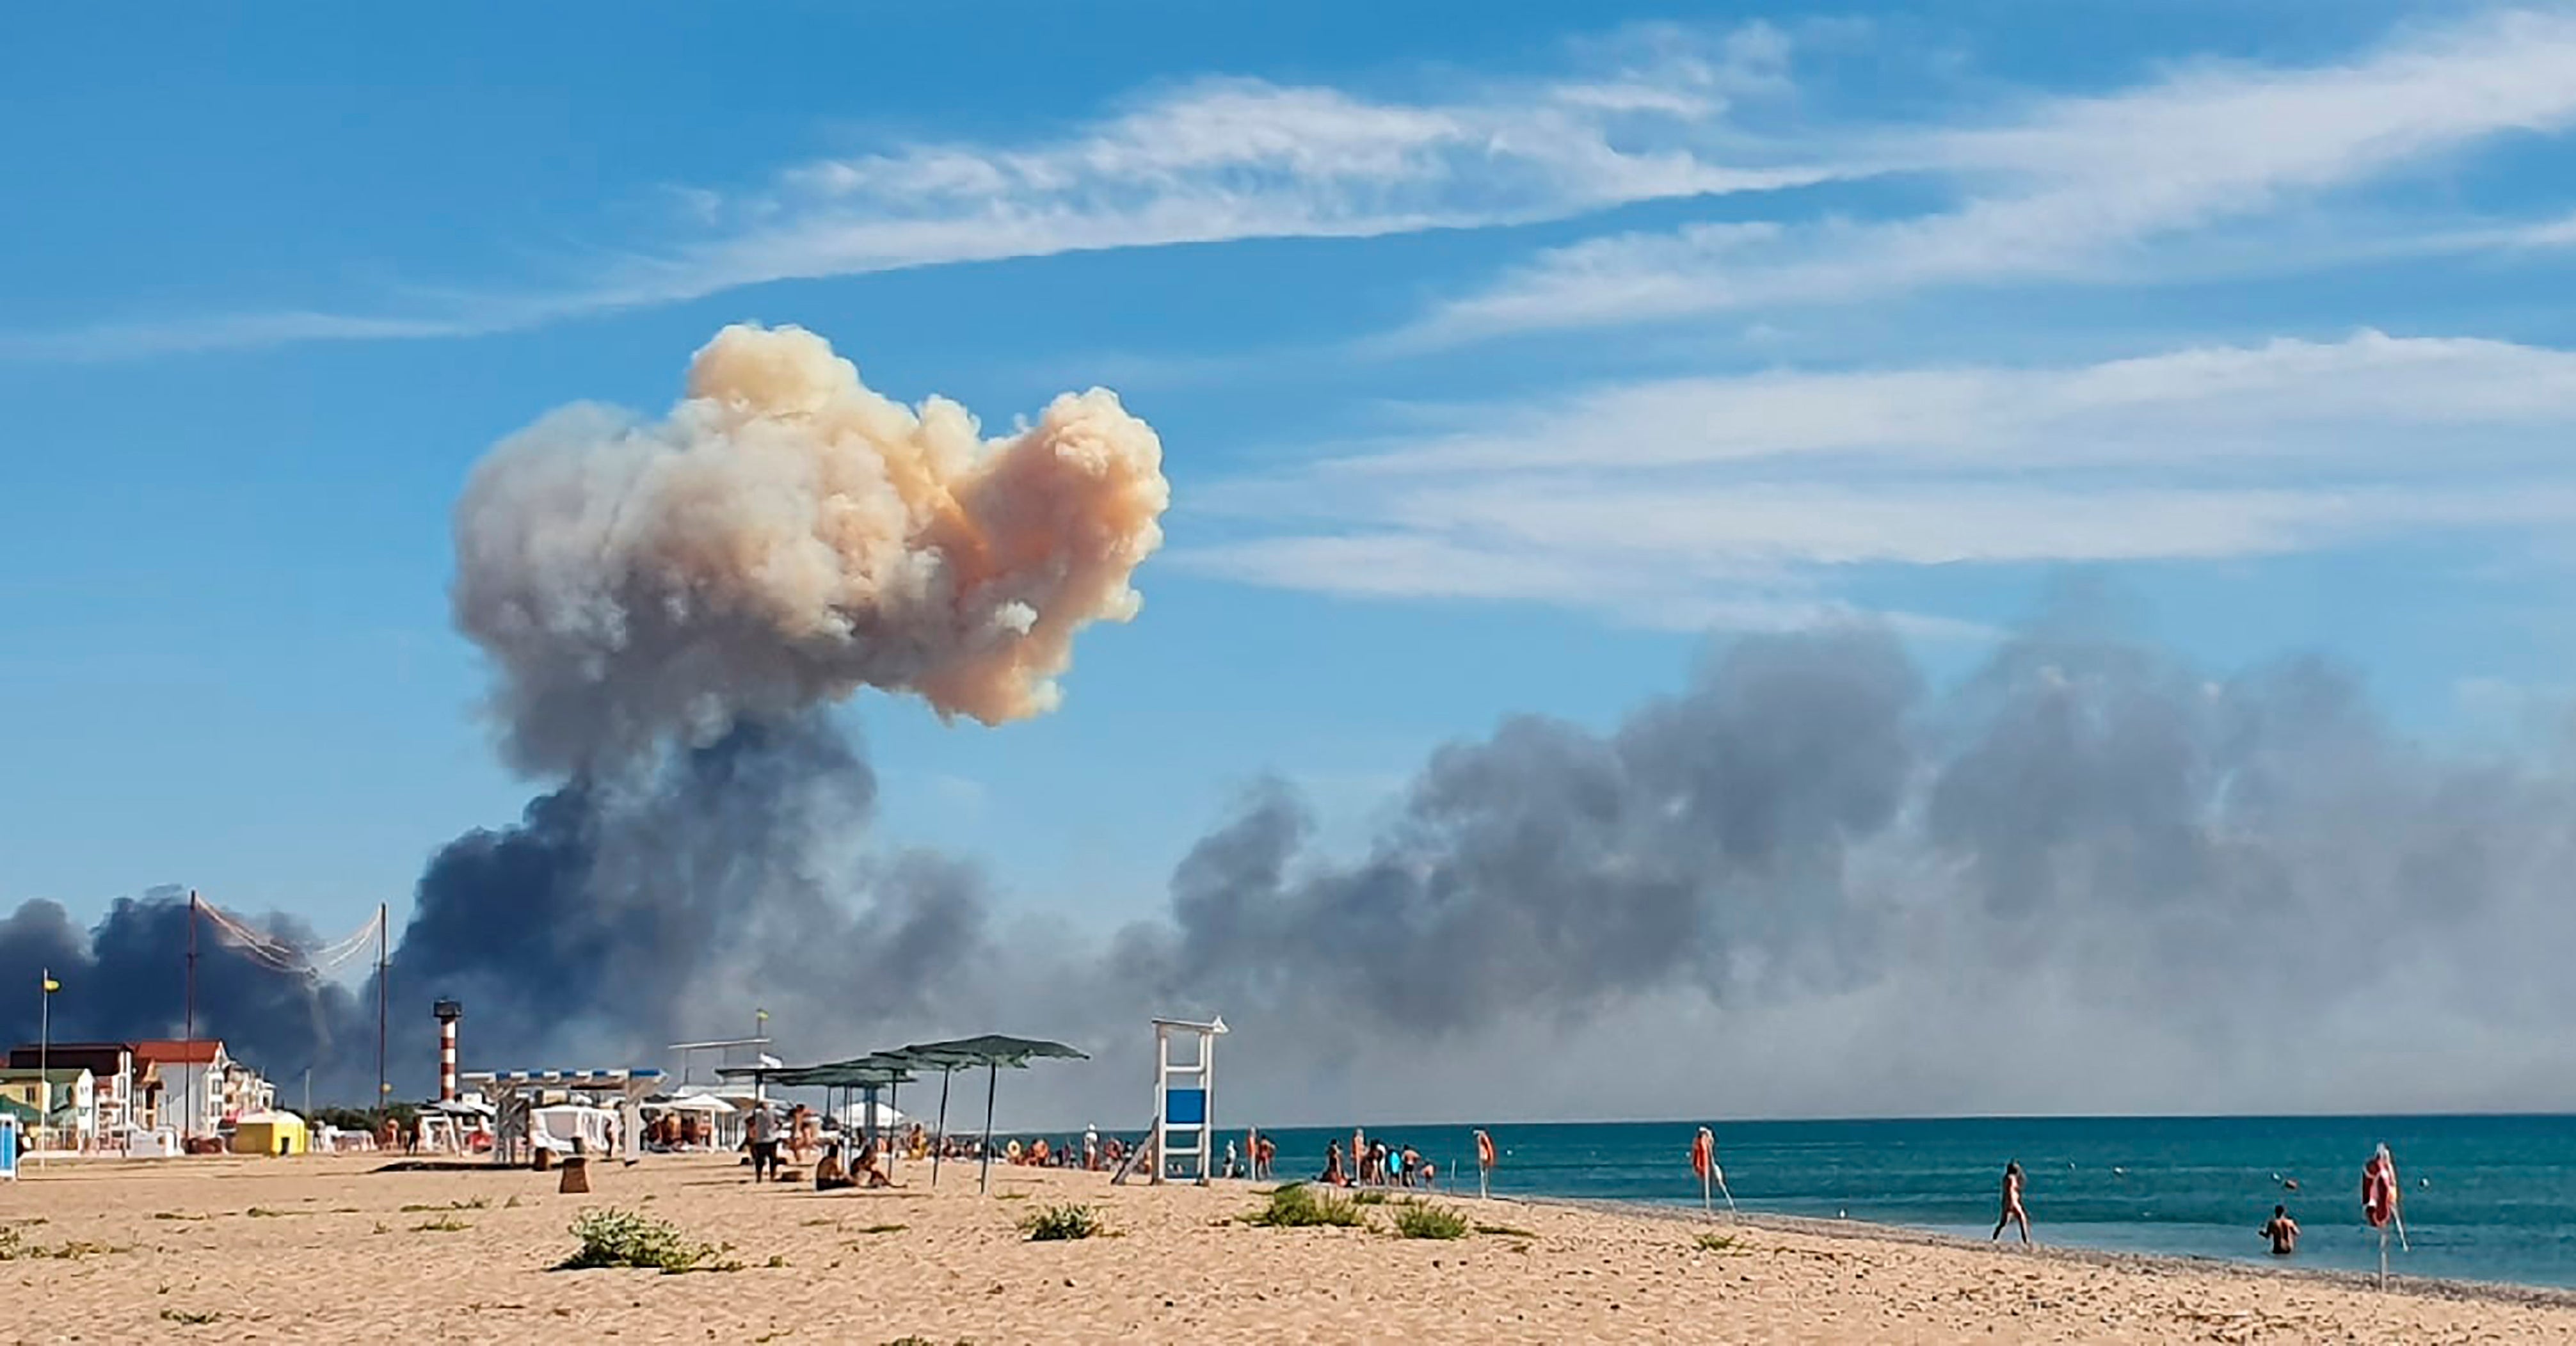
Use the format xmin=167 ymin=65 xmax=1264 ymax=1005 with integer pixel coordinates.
xmin=0 ymin=886 xmax=369 ymax=1092
xmin=392 ymin=716 xmax=988 ymax=1076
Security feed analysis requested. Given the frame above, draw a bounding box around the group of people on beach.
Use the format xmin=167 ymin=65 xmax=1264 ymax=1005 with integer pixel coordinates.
xmin=1989 ymin=1158 xmax=2311 ymax=1258
xmin=1318 ymin=1126 xmax=1437 ymax=1190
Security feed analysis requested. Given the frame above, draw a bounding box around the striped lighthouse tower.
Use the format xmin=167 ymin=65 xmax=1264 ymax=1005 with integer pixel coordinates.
xmin=433 ymin=999 xmax=463 ymax=1102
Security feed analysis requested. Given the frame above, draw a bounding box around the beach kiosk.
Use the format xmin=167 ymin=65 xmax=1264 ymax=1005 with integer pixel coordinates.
xmin=230 ymin=1111 xmax=309 ymax=1156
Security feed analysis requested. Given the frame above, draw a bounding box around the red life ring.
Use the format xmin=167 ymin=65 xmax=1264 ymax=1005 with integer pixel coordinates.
xmin=1474 ymin=1130 xmax=1497 ymax=1171
xmin=2362 ymin=1156 xmax=2397 ymax=1228
xmin=1690 ymin=1129 xmax=1715 ymax=1180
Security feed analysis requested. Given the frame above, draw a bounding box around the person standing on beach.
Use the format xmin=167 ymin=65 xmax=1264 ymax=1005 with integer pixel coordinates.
xmin=747 ymin=1105 xmax=780 ymax=1183
xmin=2261 ymin=1205 xmax=2300 ymax=1255
xmin=1992 ymin=1160 xmax=2031 ymax=1244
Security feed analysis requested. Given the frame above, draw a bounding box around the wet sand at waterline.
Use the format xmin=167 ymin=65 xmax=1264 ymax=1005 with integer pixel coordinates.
xmin=3 ymin=1154 xmax=2573 ymax=1343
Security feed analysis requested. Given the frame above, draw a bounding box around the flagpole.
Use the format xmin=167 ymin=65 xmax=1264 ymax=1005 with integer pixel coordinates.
xmin=184 ymin=890 xmax=198 ymax=1144
xmin=37 ymin=968 xmax=50 ymax=1160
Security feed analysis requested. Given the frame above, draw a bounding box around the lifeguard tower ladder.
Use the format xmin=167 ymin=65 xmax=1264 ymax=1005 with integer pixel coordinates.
xmin=1149 ymin=1015 xmax=1226 ymax=1185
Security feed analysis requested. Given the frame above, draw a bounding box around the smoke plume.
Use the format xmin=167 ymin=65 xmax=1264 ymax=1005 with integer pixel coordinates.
xmin=10 ymin=323 xmax=2576 ymax=1121
xmin=0 ymin=324 xmax=1169 ymax=1102
xmin=454 ymin=323 xmax=1169 ymax=775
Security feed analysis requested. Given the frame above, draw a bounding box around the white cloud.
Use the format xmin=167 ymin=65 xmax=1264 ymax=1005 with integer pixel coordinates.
xmin=1412 ymin=7 xmax=2576 ymax=341
xmin=1331 ymin=330 xmax=2576 ymax=474
xmin=1181 ymin=331 xmax=2576 ymax=623
xmin=3 ymin=23 xmax=1849 ymax=360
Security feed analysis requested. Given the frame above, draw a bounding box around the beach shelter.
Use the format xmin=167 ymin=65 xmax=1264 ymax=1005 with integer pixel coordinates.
xmin=231 ymin=1111 xmax=309 ymax=1157
xmin=719 ymin=1053 xmax=918 ymax=1167
xmin=890 ymin=1035 xmax=1089 ymax=1194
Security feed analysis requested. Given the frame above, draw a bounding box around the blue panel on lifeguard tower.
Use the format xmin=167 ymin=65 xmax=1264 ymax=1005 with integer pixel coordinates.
xmin=1165 ymin=1088 xmax=1206 ymax=1126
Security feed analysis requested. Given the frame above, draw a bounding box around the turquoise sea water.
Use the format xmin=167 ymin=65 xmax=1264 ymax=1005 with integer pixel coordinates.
xmin=1223 ymin=1116 xmax=2576 ymax=1290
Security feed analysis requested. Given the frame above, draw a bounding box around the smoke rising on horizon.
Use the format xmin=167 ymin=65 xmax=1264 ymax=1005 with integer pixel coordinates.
xmin=5 ymin=322 xmax=2575 ymax=1119
xmin=0 ymin=324 xmax=1169 ymax=1100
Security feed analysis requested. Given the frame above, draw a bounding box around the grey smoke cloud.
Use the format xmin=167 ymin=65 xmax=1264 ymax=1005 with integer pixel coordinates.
xmin=1087 ymin=606 xmax=2576 ymax=1124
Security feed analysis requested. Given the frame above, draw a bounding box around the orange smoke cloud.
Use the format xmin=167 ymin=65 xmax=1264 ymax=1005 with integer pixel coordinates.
xmin=452 ymin=323 xmax=1170 ymax=773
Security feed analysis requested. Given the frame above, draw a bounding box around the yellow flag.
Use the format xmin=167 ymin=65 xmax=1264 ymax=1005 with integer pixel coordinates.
xmin=40 ymin=976 xmax=58 ymax=993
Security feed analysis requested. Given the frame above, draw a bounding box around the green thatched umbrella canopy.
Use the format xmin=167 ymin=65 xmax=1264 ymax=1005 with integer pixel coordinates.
xmin=888 ymin=1035 xmax=1089 ymax=1191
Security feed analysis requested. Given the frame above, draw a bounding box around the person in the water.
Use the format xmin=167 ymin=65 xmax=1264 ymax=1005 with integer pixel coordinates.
xmin=2262 ymin=1204 xmax=2301 ymax=1256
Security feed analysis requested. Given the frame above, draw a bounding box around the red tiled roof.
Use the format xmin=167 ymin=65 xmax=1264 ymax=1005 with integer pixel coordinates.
xmin=131 ymin=1039 xmax=225 ymax=1066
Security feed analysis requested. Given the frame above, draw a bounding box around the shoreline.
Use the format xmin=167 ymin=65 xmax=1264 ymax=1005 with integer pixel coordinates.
xmin=1526 ymin=1192 xmax=2576 ymax=1311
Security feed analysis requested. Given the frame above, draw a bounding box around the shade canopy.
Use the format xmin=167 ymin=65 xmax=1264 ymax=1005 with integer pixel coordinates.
xmin=891 ymin=1035 xmax=1089 ymax=1070
xmin=877 ymin=1035 xmax=1089 ymax=1194
xmin=717 ymin=1051 xmax=918 ymax=1090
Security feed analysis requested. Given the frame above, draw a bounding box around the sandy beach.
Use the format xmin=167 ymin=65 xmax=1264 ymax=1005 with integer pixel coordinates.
xmin=1 ymin=1152 xmax=2571 ymax=1344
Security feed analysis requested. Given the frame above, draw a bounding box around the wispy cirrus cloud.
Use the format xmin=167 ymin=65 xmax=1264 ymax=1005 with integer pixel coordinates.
xmin=2 ymin=23 xmax=1841 ymax=361
xmin=1180 ymin=330 xmax=2576 ymax=626
xmin=1407 ymin=7 xmax=2576 ymax=343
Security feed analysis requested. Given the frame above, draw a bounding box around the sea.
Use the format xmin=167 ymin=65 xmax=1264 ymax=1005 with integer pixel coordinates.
xmin=1211 ymin=1115 xmax=2576 ymax=1290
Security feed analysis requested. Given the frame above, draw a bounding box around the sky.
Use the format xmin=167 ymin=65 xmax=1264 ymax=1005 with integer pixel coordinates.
xmin=10 ymin=3 xmax=2576 ymax=1119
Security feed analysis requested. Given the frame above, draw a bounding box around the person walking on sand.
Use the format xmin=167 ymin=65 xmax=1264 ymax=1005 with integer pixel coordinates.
xmin=2262 ymin=1204 xmax=2300 ymax=1256
xmin=1992 ymin=1160 xmax=2031 ymax=1244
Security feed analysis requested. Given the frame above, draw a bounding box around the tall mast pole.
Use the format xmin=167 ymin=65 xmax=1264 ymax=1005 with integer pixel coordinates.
xmin=374 ymin=904 xmax=388 ymax=1116
xmin=184 ymin=890 xmax=197 ymax=1142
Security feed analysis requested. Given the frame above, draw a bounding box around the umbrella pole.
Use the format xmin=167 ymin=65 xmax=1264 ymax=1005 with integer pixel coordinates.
xmin=979 ymin=1062 xmax=998 ymax=1195
xmin=888 ymin=1079 xmax=900 ymax=1180
xmin=932 ymin=1070 xmax=952 ymax=1187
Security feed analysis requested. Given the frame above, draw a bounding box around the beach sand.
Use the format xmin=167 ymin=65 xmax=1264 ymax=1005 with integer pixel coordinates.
xmin=3 ymin=1152 xmax=2572 ymax=1343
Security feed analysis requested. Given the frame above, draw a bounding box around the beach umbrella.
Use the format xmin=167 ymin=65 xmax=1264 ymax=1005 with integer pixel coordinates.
xmin=2362 ymin=1142 xmax=2407 ymax=1285
xmin=890 ymin=1036 xmax=1089 ymax=1194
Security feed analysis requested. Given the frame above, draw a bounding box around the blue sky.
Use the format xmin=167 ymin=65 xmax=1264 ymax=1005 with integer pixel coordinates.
xmin=10 ymin=0 xmax=2576 ymax=939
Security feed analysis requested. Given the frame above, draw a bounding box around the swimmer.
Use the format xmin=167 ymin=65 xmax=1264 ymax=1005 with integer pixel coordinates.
xmin=2260 ymin=1204 xmax=2300 ymax=1256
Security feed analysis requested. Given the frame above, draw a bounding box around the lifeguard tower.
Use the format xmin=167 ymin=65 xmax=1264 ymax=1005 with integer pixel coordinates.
xmin=1148 ymin=1015 xmax=1226 ymax=1185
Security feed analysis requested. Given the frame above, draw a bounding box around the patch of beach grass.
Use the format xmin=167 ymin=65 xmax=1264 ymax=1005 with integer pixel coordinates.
xmin=1474 ymin=1222 xmax=1537 ymax=1238
xmin=1020 ymin=1204 xmax=1102 ymax=1242
xmin=559 ymin=1206 xmax=739 ymax=1274
xmin=159 ymin=1308 xmax=220 ymax=1326
xmin=413 ymin=1215 xmax=472 ymax=1232
xmin=1391 ymin=1203 xmax=1469 ymax=1240
xmin=1245 ymin=1183 xmax=1368 ymax=1230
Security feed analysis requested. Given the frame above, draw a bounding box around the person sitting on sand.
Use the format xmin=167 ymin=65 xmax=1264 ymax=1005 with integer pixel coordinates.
xmin=815 ymin=1142 xmax=854 ymax=1192
xmin=1992 ymin=1160 xmax=2031 ymax=1244
xmin=1322 ymin=1139 xmax=1347 ymax=1186
xmin=855 ymin=1136 xmax=895 ymax=1187
xmin=2261 ymin=1205 xmax=2300 ymax=1256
